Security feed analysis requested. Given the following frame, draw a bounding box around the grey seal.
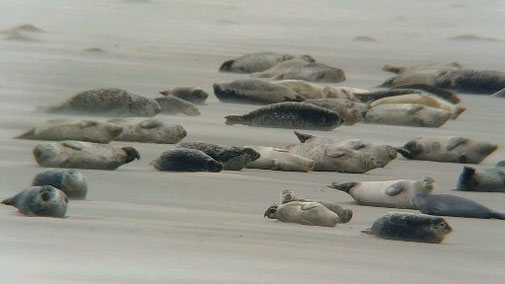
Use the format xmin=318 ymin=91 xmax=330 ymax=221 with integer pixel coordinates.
xmin=2 ymin=186 xmax=68 ymax=218
xmin=32 ymin=169 xmax=88 ymax=199
xmin=213 ymin=79 xmax=298 ymax=104
xmin=413 ymin=192 xmax=505 ymax=220
xmin=33 ymin=141 xmax=140 ymax=170
xmin=219 ymin=52 xmax=315 ymax=73
xmin=362 ymin=212 xmax=452 ymax=243
xmin=364 ymin=103 xmax=452 ymax=127
xmin=245 ymin=146 xmax=315 ymax=172
xmin=253 ymin=59 xmax=346 ymax=83
xmin=279 ymin=190 xmax=352 ymax=223
xmin=16 ymin=119 xmax=123 ymax=144
xmin=108 ymin=118 xmax=187 ymax=144
xmin=151 ymin=148 xmax=223 ymax=172
xmin=154 ymin=95 xmax=200 ymax=116
xmin=159 ymin=87 xmax=209 ymax=105
xmin=456 ymin=162 xmax=505 ymax=192
xmin=264 ymin=201 xmax=340 ymax=227
xmin=397 ymin=136 xmax=498 ymax=164
xmin=39 ymin=88 xmax=160 ymax=117
xmin=225 ymin=102 xmax=343 ymax=130
xmin=177 ymin=141 xmax=260 ymax=170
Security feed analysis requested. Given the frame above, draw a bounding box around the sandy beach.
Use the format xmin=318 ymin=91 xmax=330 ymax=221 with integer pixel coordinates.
xmin=1 ymin=0 xmax=505 ymax=283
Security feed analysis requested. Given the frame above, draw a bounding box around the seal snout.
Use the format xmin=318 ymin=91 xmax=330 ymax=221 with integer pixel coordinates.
xmin=264 ymin=205 xmax=278 ymax=218
xmin=122 ymin=147 xmax=141 ymax=163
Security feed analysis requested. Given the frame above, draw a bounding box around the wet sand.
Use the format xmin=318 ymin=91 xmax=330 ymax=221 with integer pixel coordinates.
xmin=1 ymin=0 xmax=505 ymax=283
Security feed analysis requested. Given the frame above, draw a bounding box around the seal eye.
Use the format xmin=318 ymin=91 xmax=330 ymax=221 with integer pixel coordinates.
xmin=41 ymin=191 xmax=50 ymax=202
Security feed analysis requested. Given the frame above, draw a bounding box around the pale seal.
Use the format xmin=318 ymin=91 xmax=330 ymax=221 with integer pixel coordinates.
xmin=159 ymin=87 xmax=209 ymax=104
xmin=219 ymin=52 xmax=315 ymax=73
xmin=2 ymin=186 xmax=68 ymax=218
xmin=16 ymin=119 xmax=123 ymax=144
xmin=32 ymin=169 xmax=88 ymax=199
xmin=397 ymin=136 xmax=498 ymax=164
xmin=253 ymin=60 xmax=346 ymax=83
xmin=213 ymin=79 xmax=298 ymax=104
xmin=108 ymin=118 xmax=187 ymax=144
xmin=279 ymin=190 xmax=352 ymax=223
xmin=154 ymin=95 xmax=200 ymax=116
xmin=33 ymin=141 xmax=140 ymax=170
xmin=225 ymin=102 xmax=343 ymax=130
xmin=177 ymin=142 xmax=260 ymax=170
xmin=264 ymin=201 xmax=340 ymax=227
xmin=273 ymin=79 xmax=367 ymax=100
xmin=456 ymin=162 xmax=505 ymax=192
xmin=151 ymin=148 xmax=223 ymax=172
xmin=245 ymin=146 xmax=315 ymax=172
xmin=364 ymin=103 xmax=452 ymax=127
xmin=39 ymin=88 xmax=160 ymax=117
xmin=362 ymin=212 xmax=452 ymax=243
xmin=328 ymin=177 xmax=435 ymax=209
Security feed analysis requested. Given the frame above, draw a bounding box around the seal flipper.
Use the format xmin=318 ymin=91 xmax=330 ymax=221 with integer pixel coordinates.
xmin=385 ymin=183 xmax=405 ymax=196
xmin=62 ymin=141 xmax=83 ymax=151
xmin=140 ymin=119 xmax=162 ymax=129
xmin=361 ymin=228 xmax=374 ymax=235
xmin=396 ymin=147 xmax=412 ymax=159
xmin=447 ymin=137 xmax=468 ymax=151
xmin=328 ymin=182 xmax=358 ymax=193
xmin=293 ymin=131 xmax=314 ymax=143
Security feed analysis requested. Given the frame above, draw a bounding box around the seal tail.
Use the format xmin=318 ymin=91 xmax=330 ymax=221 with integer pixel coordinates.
xmin=15 ymin=128 xmax=35 ymax=139
xmin=395 ymin=147 xmax=412 ymax=159
xmin=361 ymin=228 xmax=374 ymax=235
xmin=456 ymin=166 xmax=475 ymax=191
xmin=490 ymin=211 xmax=505 ymax=220
xmin=293 ymin=131 xmax=314 ymax=143
xmin=225 ymin=115 xmax=244 ymax=125
xmin=1 ymin=196 xmax=16 ymax=206
xmin=327 ymin=182 xmax=357 ymax=193
xmin=219 ymin=60 xmax=234 ymax=71
xmin=452 ymin=106 xmax=466 ymax=119
xmin=391 ymin=84 xmax=460 ymax=104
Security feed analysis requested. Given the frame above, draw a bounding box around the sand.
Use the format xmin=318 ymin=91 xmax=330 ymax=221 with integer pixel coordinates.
xmin=1 ymin=0 xmax=505 ymax=283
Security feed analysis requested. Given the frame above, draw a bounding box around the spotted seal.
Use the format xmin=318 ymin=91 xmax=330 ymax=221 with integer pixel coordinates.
xmin=273 ymin=79 xmax=367 ymax=100
xmin=2 ymin=186 xmax=68 ymax=218
xmin=364 ymin=103 xmax=452 ymax=127
xmin=253 ymin=60 xmax=346 ymax=83
xmin=108 ymin=118 xmax=187 ymax=144
xmin=32 ymin=169 xmax=88 ymax=199
xmin=151 ymin=148 xmax=223 ymax=172
xmin=213 ymin=79 xmax=298 ymax=104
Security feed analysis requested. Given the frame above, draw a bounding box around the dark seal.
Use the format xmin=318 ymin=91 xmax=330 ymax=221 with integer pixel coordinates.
xmin=151 ymin=148 xmax=223 ymax=172
xmin=2 ymin=186 xmax=68 ymax=218
xmin=177 ymin=142 xmax=260 ymax=170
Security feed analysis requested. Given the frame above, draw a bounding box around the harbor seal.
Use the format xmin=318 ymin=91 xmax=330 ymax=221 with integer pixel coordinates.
xmin=39 ymin=88 xmax=160 ymax=117
xmin=364 ymin=103 xmax=452 ymax=127
xmin=154 ymin=95 xmax=200 ymax=116
xmin=264 ymin=201 xmax=340 ymax=227
xmin=362 ymin=212 xmax=452 ymax=243
xmin=253 ymin=60 xmax=346 ymax=83
xmin=16 ymin=119 xmax=123 ymax=144
xmin=397 ymin=136 xmax=498 ymax=164
xmin=32 ymin=169 xmax=88 ymax=199
xmin=108 ymin=118 xmax=187 ymax=144
xmin=285 ymin=99 xmax=368 ymax=125
xmin=413 ymin=192 xmax=505 ymax=220
xmin=219 ymin=52 xmax=315 ymax=73
xmin=273 ymin=79 xmax=367 ymax=100
xmin=456 ymin=162 xmax=505 ymax=192
xmin=369 ymin=93 xmax=465 ymax=119
xmin=177 ymin=142 xmax=260 ymax=170
xmin=279 ymin=190 xmax=352 ymax=223
xmin=225 ymin=102 xmax=343 ymax=130
xmin=159 ymin=87 xmax=209 ymax=104
xmin=213 ymin=79 xmax=298 ymax=104
xmin=2 ymin=186 xmax=68 ymax=218
xmin=33 ymin=141 xmax=140 ymax=170
xmin=245 ymin=146 xmax=315 ymax=172
xmin=328 ymin=177 xmax=435 ymax=209
xmin=151 ymin=148 xmax=223 ymax=172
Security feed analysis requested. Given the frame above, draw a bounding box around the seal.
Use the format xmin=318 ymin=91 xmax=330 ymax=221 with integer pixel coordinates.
xmin=263 ymin=201 xmax=340 ymax=227
xmin=491 ymin=88 xmax=505 ymax=98
xmin=159 ymin=87 xmax=209 ymax=105
xmin=369 ymin=93 xmax=465 ymax=119
xmin=245 ymin=146 xmax=315 ymax=172
xmin=32 ymin=169 xmax=88 ymax=199
xmin=456 ymin=162 xmax=505 ymax=192
xmin=151 ymin=148 xmax=223 ymax=172
xmin=16 ymin=119 xmax=123 ymax=144
xmin=362 ymin=212 xmax=452 ymax=243
xmin=397 ymin=136 xmax=498 ymax=164
xmin=1 ymin=185 xmax=68 ymax=218
xmin=252 ymin=59 xmax=346 ymax=83
xmin=108 ymin=118 xmax=187 ymax=144
xmin=225 ymin=102 xmax=343 ymax=130
xmin=279 ymin=190 xmax=352 ymax=223
xmin=213 ymin=79 xmax=298 ymax=104
xmin=285 ymin=99 xmax=368 ymax=125
xmin=273 ymin=79 xmax=368 ymax=100
xmin=328 ymin=177 xmax=435 ymax=209
xmin=33 ymin=141 xmax=140 ymax=170
xmin=364 ymin=103 xmax=452 ymax=127
xmin=219 ymin=52 xmax=315 ymax=73
xmin=177 ymin=141 xmax=260 ymax=170
xmin=413 ymin=192 xmax=505 ymax=220
xmin=39 ymin=88 xmax=161 ymax=117
xmin=154 ymin=95 xmax=200 ymax=116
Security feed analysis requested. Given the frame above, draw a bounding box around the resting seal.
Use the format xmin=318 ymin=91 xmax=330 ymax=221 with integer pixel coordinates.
xmin=33 ymin=141 xmax=140 ymax=170
xmin=253 ymin=60 xmax=346 ymax=83
xmin=213 ymin=79 xmax=298 ymax=104
xmin=413 ymin=192 xmax=505 ymax=220
xmin=108 ymin=118 xmax=187 ymax=144
xmin=151 ymin=148 xmax=223 ymax=172
xmin=362 ymin=212 xmax=452 ymax=243
xmin=279 ymin=190 xmax=352 ymax=223
xmin=225 ymin=102 xmax=343 ymax=130
xmin=39 ymin=88 xmax=160 ymax=117
xmin=328 ymin=177 xmax=435 ymax=209
xmin=2 ymin=186 xmax=68 ymax=218
xmin=177 ymin=142 xmax=260 ymax=170
xmin=154 ymin=95 xmax=200 ymax=116
xmin=284 ymin=99 xmax=367 ymax=125
xmin=397 ymin=136 xmax=498 ymax=164
xmin=245 ymin=146 xmax=315 ymax=172
xmin=264 ymin=201 xmax=340 ymax=227
xmin=32 ymin=169 xmax=88 ymax=199
xmin=364 ymin=103 xmax=452 ymax=127
xmin=273 ymin=79 xmax=367 ymax=100
xmin=159 ymin=87 xmax=209 ymax=105
xmin=219 ymin=52 xmax=315 ymax=73
xmin=456 ymin=162 xmax=505 ymax=192
xmin=16 ymin=119 xmax=123 ymax=144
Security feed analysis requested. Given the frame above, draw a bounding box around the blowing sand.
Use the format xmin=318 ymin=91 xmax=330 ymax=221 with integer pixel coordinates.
xmin=1 ymin=0 xmax=505 ymax=283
